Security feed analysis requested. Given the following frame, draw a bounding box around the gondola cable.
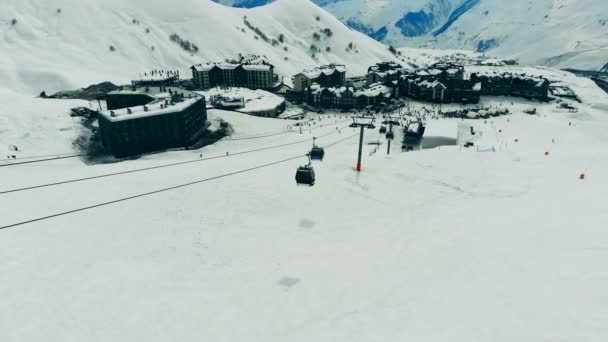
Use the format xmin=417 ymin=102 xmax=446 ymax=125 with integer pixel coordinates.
xmin=0 ymin=133 xmax=357 ymax=231
xmin=0 ymin=124 xmax=350 ymax=195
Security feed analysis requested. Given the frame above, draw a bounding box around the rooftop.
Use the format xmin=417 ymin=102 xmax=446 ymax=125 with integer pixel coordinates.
xmin=196 ymin=87 xmax=284 ymax=113
xmin=100 ymin=96 xmax=203 ymax=122
xmin=297 ymin=64 xmax=347 ymax=79
xmin=192 ymin=61 xmax=273 ymax=72
xmin=355 ymin=83 xmax=393 ymax=97
xmin=311 ymin=86 xmax=355 ymax=97
xmin=108 ymin=86 xmax=199 ymax=99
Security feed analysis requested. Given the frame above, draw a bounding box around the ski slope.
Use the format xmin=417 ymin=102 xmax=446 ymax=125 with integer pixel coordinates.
xmin=1 ymin=0 xmax=397 ymax=95
xmin=1 ymin=66 xmax=608 ymax=340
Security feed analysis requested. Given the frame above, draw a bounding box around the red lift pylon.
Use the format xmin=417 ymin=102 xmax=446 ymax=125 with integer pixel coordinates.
xmin=351 ymin=117 xmax=376 ymax=172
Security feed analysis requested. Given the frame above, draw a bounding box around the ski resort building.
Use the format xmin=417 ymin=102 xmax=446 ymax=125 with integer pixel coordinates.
xmin=306 ymin=82 xmax=394 ymax=109
xmin=190 ymin=62 xmax=275 ymax=90
xmin=292 ymin=64 xmax=346 ymax=92
xmin=366 ymin=62 xmax=404 ymax=86
xmin=309 ymin=85 xmax=356 ymax=109
xmin=398 ymin=64 xmax=481 ymax=104
xmin=200 ymin=87 xmax=286 ymax=118
xmin=354 ymin=83 xmax=395 ymax=107
xmin=399 ymin=77 xmax=482 ymax=104
xmin=98 ymin=94 xmax=208 ymax=157
xmin=470 ymin=72 xmax=550 ymax=100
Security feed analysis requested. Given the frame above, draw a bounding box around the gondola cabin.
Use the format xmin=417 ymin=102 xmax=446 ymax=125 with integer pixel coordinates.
xmin=295 ymin=164 xmax=316 ymax=186
xmin=310 ymin=146 xmax=325 ymax=161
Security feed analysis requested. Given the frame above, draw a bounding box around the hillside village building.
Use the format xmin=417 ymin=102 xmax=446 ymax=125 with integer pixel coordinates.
xmin=307 ymin=82 xmax=394 ymax=109
xmin=366 ymin=62 xmax=404 ymax=86
xmin=470 ymin=72 xmax=550 ymax=100
xmin=309 ymin=85 xmax=355 ymax=109
xmin=191 ymin=62 xmax=275 ymax=90
xmin=292 ymin=64 xmax=346 ymax=92
xmin=99 ymin=93 xmax=207 ymax=157
xmin=399 ymin=64 xmax=481 ymax=104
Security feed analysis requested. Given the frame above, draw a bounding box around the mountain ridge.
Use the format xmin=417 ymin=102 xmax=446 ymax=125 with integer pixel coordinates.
xmin=213 ymin=0 xmax=608 ymax=70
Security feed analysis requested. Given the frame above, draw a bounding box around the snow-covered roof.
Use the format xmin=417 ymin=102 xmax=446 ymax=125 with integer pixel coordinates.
xmin=196 ymin=87 xmax=284 ymax=113
xmin=100 ymin=97 xmax=203 ymax=122
xmin=311 ymin=86 xmax=354 ymax=97
xmin=242 ymin=64 xmax=272 ymax=71
xmin=108 ymin=86 xmax=198 ymax=99
xmin=418 ymin=80 xmax=446 ymax=89
xmin=216 ymin=63 xmax=239 ymax=70
xmin=472 ymin=70 xmax=549 ymax=85
xmin=355 ymin=83 xmax=392 ymax=97
xmin=192 ymin=62 xmax=273 ymax=72
xmin=297 ymin=64 xmax=347 ymax=79
xmin=192 ymin=64 xmax=215 ymax=72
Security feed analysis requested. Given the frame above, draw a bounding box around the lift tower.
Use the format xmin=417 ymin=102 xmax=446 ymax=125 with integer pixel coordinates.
xmin=351 ymin=117 xmax=376 ymax=172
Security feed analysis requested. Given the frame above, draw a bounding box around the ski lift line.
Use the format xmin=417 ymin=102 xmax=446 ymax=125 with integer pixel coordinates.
xmin=1 ymin=152 xmax=85 ymax=163
xmin=0 ymin=120 xmax=352 ymax=168
xmin=0 ymin=153 xmax=91 ymax=168
xmin=0 ymin=126 xmax=350 ymax=196
xmin=0 ymin=134 xmax=357 ymax=231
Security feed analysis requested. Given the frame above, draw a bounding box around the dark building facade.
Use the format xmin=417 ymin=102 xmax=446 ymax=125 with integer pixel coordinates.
xmin=366 ymin=62 xmax=404 ymax=86
xmin=307 ymin=83 xmax=393 ymax=109
xmin=398 ymin=63 xmax=481 ymax=104
xmin=400 ymin=77 xmax=481 ymax=104
xmin=98 ymin=96 xmax=207 ymax=157
xmin=191 ymin=63 xmax=275 ymax=90
xmin=470 ymin=73 xmax=550 ymax=100
xmin=292 ymin=65 xmax=347 ymax=92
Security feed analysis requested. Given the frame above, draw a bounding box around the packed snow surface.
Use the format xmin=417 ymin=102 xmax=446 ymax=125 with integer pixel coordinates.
xmin=2 ymin=0 xmax=608 ymax=340
xmin=1 ymin=65 xmax=608 ymax=341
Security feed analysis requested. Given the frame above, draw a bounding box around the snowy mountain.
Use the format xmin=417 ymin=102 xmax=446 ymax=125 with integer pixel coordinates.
xmin=1 ymin=0 xmax=398 ymax=94
xmin=213 ymin=0 xmax=608 ymax=70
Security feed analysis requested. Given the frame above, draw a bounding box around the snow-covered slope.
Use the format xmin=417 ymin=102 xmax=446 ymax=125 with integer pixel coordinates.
xmin=214 ymin=0 xmax=608 ymax=70
xmin=1 ymin=0 xmax=397 ymax=94
xmin=2 ymin=66 xmax=608 ymax=341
